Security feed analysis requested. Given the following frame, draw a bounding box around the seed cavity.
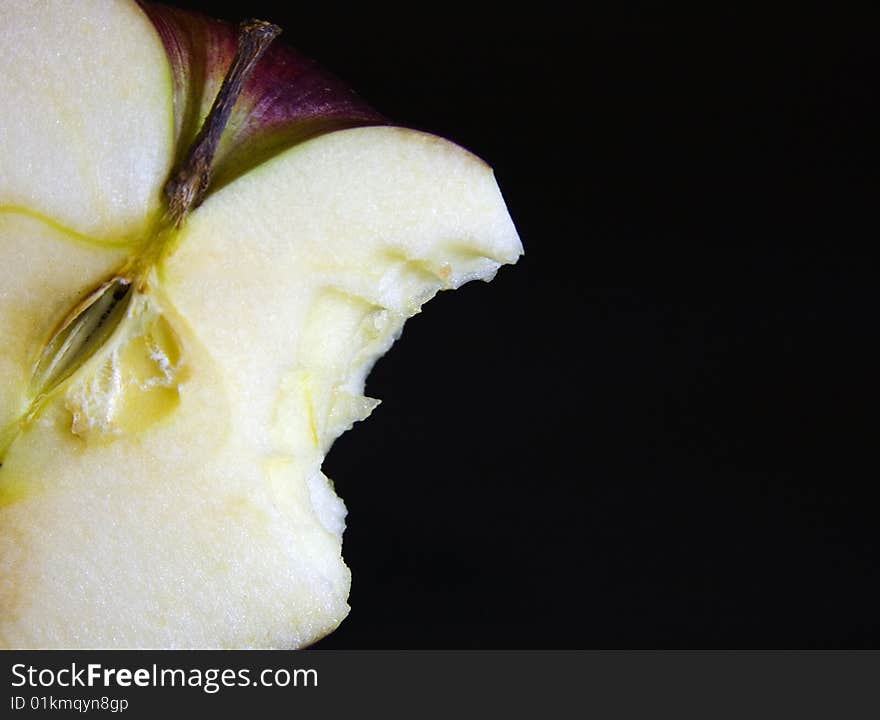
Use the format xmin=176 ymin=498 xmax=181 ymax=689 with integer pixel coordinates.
xmin=64 ymin=311 xmax=187 ymax=439
xmin=29 ymin=277 xmax=134 ymax=406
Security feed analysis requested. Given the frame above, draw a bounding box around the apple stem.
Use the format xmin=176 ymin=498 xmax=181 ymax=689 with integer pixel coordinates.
xmin=164 ymin=19 xmax=282 ymax=226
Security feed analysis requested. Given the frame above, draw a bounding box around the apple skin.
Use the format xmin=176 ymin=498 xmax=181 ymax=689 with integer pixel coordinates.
xmin=0 ymin=0 xmax=522 ymax=649
xmin=139 ymin=1 xmax=386 ymax=193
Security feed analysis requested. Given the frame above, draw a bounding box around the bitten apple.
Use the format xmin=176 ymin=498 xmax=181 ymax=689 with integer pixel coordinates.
xmin=0 ymin=0 xmax=521 ymax=649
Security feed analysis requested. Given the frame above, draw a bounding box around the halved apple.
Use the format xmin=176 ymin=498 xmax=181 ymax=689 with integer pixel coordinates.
xmin=0 ymin=0 xmax=521 ymax=649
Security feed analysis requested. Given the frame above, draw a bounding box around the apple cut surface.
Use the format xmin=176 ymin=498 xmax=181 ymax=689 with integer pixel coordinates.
xmin=0 ymin=1 xmax=521 ymax=649
xmin=0 ymin=0 xmax=174 ymax=241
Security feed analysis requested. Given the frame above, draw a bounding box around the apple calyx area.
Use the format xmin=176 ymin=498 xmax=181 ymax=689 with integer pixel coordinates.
xmin=0 ymin=18 xmax=282 ymax=466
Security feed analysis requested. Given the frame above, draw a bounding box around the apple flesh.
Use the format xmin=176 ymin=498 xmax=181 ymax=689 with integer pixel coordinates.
xmin=0 ymin=0 xmax=521 ymax=649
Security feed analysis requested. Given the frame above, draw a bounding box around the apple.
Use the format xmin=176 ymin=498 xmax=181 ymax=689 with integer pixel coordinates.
xmin=0 ymin=0 xmax=521 ymax=649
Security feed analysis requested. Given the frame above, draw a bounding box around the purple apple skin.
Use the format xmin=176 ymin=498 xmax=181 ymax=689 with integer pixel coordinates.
xmin=139 ymin=1 xmax=385 ymax=193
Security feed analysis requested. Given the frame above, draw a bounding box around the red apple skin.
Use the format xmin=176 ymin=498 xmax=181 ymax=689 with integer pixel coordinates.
xmin=139 ymin=1 xmax=386 ymax=193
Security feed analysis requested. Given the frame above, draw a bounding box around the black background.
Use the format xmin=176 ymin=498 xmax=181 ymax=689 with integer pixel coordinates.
xmin=165 ymin=1 xmax=879 ymax=648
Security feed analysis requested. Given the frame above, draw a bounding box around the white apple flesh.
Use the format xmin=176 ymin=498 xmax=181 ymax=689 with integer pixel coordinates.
xmin=0 ymin=0 xmax=521 ymax=649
